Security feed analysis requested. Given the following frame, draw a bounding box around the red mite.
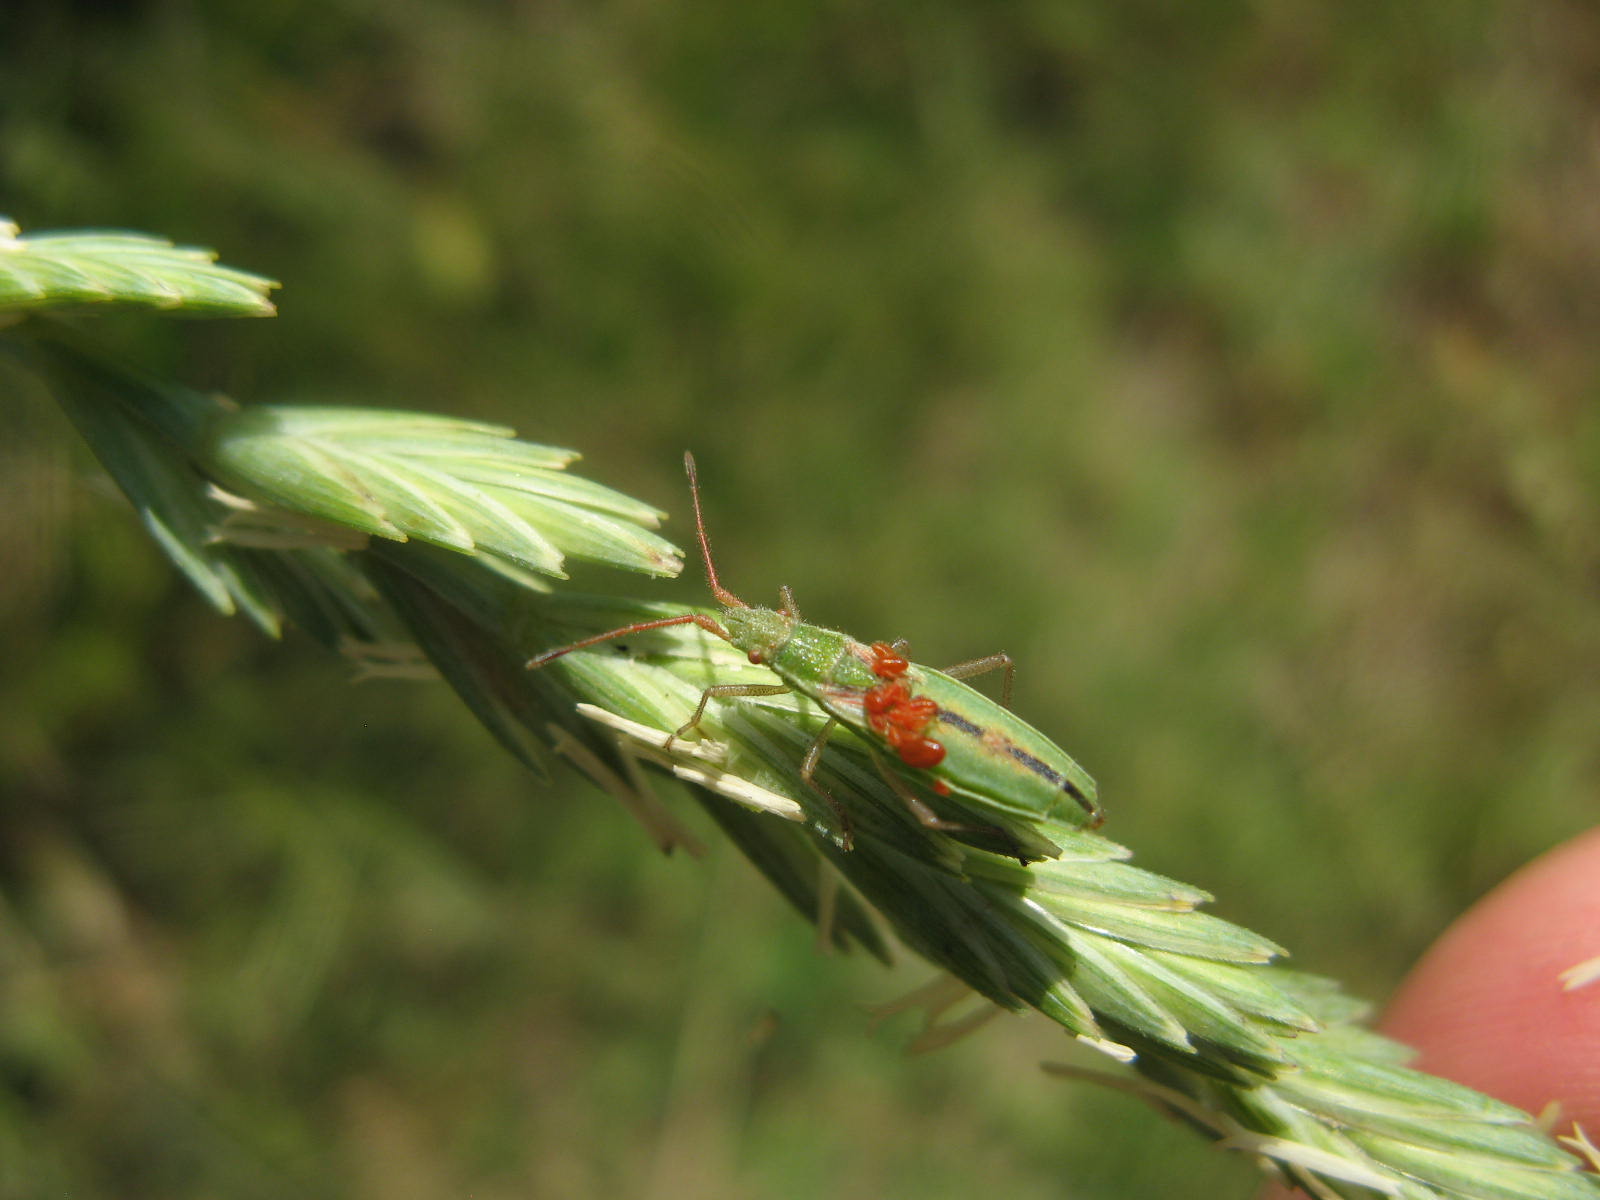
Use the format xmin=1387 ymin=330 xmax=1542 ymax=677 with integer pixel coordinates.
xmin=869 ymin=643 xmax=909 ymax=679
xmin=862 ymin=642 xmax=950 ymax=786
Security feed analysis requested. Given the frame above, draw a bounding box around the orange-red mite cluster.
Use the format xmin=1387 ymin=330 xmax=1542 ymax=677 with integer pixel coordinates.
xmin=863 ymin=642 xmax=948 ymax=775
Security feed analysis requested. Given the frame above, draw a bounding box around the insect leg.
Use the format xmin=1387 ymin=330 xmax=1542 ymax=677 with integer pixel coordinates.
xmin=873 ymin=759 xmax=971 ymax=832
xmin=526 ymin=613 xmax=731 ymax=669
xmin=939 ymin=653 xmax=1015 ymax=708
xmin=799 ymin=717 xmax=855 ymax=850
xmin=873 ymin=759 xmax=1033 ymax=866
xmin=668 ymin=683 xmax=790 ymax=749
xmin=778 ymin=584 xmax=803 ymax=621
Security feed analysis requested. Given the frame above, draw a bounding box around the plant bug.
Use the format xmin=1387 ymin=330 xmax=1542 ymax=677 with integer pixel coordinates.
xmin=527 ymin=453 xmax=1102 ymax=855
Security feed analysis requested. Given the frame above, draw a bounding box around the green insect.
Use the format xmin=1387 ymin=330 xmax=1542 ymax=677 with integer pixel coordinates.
xmin=527 ymin=453 xmax=1102 ymax=854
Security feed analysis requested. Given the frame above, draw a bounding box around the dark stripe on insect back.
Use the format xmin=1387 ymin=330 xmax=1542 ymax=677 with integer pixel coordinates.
xmin=938 ymin=709 xmax=983 ymax=736
xmin=936 ymin=708 xmax=1088 ymax=802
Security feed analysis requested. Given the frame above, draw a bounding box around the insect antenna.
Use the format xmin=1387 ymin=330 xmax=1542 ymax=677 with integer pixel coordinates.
xmin=526 ymin=612 xmax=731 ymax=669
xmin=683 ymin=451 xmax=747 ymax=609
xmin=527 ymin=456 xmax=744 ymax=669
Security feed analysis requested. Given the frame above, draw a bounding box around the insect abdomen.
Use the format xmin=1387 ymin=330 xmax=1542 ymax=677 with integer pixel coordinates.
xmin=917 ymin=673 xmax=1102 ymax=827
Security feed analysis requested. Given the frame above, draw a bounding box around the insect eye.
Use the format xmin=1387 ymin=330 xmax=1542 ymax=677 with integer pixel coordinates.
xmin=747 ymin=650 xmax=765 ymax=664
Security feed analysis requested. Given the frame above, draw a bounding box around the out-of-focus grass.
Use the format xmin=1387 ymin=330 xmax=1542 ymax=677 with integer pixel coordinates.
xmin=2 ymin=3 xmax=1598 ymax=1197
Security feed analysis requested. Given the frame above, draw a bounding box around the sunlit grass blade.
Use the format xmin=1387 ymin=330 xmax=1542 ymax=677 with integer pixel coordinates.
xmin=47 ymin=362 xmax=283 ymax=635
xmin=27 ymin=332 xmax=683 ymax=584
xmin=0 ymin=219 xmax=278 ymax=317
xmin=33 ymin=339 xmax=417 ymax=645
xmin=204 ymin=405 xmax=683 ymax=578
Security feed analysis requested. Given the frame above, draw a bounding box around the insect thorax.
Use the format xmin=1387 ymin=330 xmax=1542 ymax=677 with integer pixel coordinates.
xmin=772 ymin=624 xmax=877 ymax=689
xmin=723 ymin=606 xmax=876 ymax=688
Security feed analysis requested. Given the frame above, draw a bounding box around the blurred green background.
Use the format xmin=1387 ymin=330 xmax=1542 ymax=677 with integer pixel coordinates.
xmin=3 ymin=2 xmax=1598 ymax=1197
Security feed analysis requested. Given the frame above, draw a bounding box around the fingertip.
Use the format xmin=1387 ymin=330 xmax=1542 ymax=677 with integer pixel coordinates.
xmin=1379 ymin=826 xmax=1600 ymax=1131
xmin=1260 ymin=828 xmax=1600 ymax=1197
